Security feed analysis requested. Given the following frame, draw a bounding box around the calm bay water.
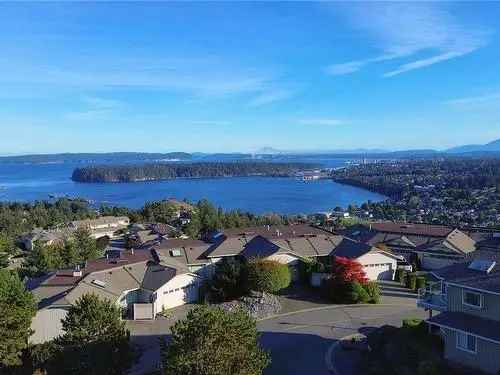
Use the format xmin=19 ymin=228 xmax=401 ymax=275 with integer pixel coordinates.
xmin=0 ymin=159 xmax=387 ymax=214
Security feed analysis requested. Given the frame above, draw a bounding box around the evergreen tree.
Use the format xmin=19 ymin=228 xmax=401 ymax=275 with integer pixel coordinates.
xmin=52 ymin=293 xmax=133 ymax=375
xmin=161 ymin=305 xmax=270 ymax=375
xmin=0 ymin=269 xmax=36 ymax=368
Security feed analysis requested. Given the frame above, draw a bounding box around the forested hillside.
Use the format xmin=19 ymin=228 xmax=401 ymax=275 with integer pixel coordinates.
xmin=72 ymin=162 xmax=318 ymax=182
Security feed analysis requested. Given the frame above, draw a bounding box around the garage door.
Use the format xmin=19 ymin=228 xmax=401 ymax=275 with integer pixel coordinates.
xmin=162 ymin=282 xmax=199 ymax=309
xmin=364 ymin=263 xmax=393 ymax=280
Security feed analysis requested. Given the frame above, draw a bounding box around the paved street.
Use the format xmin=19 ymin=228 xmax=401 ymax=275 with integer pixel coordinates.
xmin=126 ymin=295 xmax=424 ymax=375
xmin=258 ymin=301 xmax=426 ymax=375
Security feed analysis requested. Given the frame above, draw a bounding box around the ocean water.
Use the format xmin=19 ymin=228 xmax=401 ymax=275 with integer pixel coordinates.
xmin=0 ymin=159 xmax=387 ymax=214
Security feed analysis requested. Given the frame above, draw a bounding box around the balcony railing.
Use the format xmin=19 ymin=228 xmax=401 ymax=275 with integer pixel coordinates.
xmin=417 ymin=286 xmax=447 ymax=311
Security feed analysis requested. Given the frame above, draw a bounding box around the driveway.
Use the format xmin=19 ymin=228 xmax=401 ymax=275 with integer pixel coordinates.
xmin=258 ymin=302 xmax=427 ymax=375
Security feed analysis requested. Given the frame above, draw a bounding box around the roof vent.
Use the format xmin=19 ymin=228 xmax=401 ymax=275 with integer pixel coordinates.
xmin=468 ymin=260 xmax=496 ymax=274
xmin=170 ymin=249 xmax=182 ymax=257
xmin=91 ymin=279 xmax=107 ymax=288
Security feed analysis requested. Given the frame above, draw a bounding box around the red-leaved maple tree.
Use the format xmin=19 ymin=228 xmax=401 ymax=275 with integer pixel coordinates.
xmin=331 ymin=256 xmax=368 ymax=284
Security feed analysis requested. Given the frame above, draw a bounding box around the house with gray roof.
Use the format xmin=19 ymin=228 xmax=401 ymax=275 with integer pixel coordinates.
xmin=29 ymin=248 xmax=202 ymax=344
xmin=417 ymin=252 xmax=500 ymax=374
xmin=339 ymin=222 xmax=476 ymax=270
xmin=154 ymin=224 xmax=402 ymax=282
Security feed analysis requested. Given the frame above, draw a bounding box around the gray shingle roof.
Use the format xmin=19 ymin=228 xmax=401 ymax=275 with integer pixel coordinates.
xmin=428 ymin=311 xmax=500 ymax=343
xmin=434 ymin=252 xmax=500 ymax=294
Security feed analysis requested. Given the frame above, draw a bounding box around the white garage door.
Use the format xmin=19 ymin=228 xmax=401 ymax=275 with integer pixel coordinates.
xmin=162 ymin=282 xmax=199 ymax=309
xmin=364 ymin=263 xmax=393 ymax=280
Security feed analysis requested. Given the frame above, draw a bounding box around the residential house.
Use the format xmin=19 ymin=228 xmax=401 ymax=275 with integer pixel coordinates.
xmin=20 ymin=228 xmax=67 ymax=250
xmin=153 ymin=224 xmax=401 ymax=282
xmin=29 ymin=248 xmax=202 ymax=344
xmin=68 ymin=216 xmax=130 ymax=238
xmin=29 ymin=224 xmax=402 ymax=344
xmin=339 ymin=222 xmax=476 ymax=270
xmin=417 ymin=252 xmax=500 ymax=374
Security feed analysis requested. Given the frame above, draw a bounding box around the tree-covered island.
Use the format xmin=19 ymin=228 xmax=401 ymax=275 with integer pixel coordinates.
xmin=72 ymin=161 xmax=319 ymax=182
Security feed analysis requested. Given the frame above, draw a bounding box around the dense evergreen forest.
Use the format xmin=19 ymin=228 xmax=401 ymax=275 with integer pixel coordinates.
xmin=0 ymin=152 xmax=192 ymax=164
xmin=72 ymin=162 xmax=318 ymax=182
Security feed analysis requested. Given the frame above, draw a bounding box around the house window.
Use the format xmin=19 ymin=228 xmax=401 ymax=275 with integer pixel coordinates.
xmin=456 ymin=332 xmax=477 ymax=354
xmin=463 ymin=290 xmax=482 ymax=308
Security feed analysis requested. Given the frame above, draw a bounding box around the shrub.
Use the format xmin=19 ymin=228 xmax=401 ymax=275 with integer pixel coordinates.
xmin=402 ymin=318 xmax=423 ymax=329
xmin=324 ymin=279 xmax=368 ymax=304
xmin=209 ymin=259 xmax=245 ymax=302
xmin=331 ymin=256 xmax=368 ymax=284
xmin=245 ymin=258 xmax=291 ymax=294
xmin=406 ymin=273 xmax=417 ymax=290
xmin=416 ymin=276 xmax=426 ymax=291
xmin=363 ymin=281 xmax=381 ymax=304
xmin=399 ymin=270 xmax=408 ymax=286
xmin=394 ymin=268 xmax=403 ymax=282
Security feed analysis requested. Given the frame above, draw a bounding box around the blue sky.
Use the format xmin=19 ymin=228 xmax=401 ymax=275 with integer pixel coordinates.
xmin=0 ymin=2 xmax=499 ymax=154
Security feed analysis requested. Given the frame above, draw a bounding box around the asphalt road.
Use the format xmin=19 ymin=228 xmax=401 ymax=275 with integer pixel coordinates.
xmin=257 ymin=302 xmax=427 ymax=375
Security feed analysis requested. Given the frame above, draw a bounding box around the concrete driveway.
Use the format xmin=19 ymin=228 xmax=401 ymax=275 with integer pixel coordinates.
xmin=258 ymin=302 xmax=427 ymax=375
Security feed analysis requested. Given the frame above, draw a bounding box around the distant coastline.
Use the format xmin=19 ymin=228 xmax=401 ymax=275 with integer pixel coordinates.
xmin=71 ymin=162 xmax=320 ymax=183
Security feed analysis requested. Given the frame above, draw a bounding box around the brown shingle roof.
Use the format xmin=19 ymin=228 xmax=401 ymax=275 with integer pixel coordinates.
xmin=369 ymin=222 xmax=454 ymax=237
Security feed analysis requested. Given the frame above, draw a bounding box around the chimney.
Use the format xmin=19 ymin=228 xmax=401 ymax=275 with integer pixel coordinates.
xmin=72 ymin=264 xmax=82 ymax=277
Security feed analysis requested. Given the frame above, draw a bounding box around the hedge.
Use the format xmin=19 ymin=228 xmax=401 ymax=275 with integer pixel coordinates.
xmin=363 ymin=282 xmax=381 ymax=304
xmin=245 ymin=259 xmax=291 ymax=294
xmin=406 ymin=273 xmax=417 ymax=291
xmin=416 ymin=276 xmax=426 ymax=291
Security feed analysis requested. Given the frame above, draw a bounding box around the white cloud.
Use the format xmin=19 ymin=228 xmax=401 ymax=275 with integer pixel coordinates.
xmin=446 ymin=92 xmax=500 ymax=110
xmin=298 ymin=118 xmax=345 ymax=126
xmin=81 ymin=96 xmax=122 ymax=110
xmin=248 ymin=89 xmax=295 ymax=107
xmin=326 ymin=3 xmax=490 ymax=77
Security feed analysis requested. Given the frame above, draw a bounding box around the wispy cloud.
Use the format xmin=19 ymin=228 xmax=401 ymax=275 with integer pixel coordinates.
xmin=248 ymin=89 xmax=295 ymax=107
xmin=446 ymin=92 xmax=500 ymax=110
xmin=65 ymin=95 xmax=122 ymax=121
xmin=81 ymin=96 xmax=122 ymax=110
xmin=298 ymin=118 xmax=345 ymax=126
xmin=190 ymin=120 xmax=232 ymax=126
xmin=326 ymin=3 xmax=490 ymax=77
xmin=0 ymin=56 xmax=292 ymax=106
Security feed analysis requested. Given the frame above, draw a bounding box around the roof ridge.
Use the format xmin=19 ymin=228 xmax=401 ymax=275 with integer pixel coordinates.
xmin=305 ymin=237 xmax=320 ymax=256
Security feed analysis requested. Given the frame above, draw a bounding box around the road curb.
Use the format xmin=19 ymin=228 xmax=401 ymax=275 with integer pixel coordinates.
xmin=325 ymin=333 xmax=363 ymax=375
xmin=256 ymin=302 xmax=416 ymax=322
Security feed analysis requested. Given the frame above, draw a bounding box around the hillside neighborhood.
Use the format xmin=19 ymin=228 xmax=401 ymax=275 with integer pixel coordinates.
xmin=1 ymin=198 xmax=494 ymax=374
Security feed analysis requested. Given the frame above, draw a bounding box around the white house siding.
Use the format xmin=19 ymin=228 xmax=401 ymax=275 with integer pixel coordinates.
xmin=153 ymin=273 xmax=201 ymax=313
xmin=356 ymin=252 xmax=397 ymax=281
xmin=267 ymin=253 xmax=301 ymax=281
xmin=30 ymin=306 xmax=69 ymax=344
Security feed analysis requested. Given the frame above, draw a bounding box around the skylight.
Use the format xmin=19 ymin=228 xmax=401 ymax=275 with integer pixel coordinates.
xmin=91 ymin=279 xmax=107 ymax=288
xmin=468 ymin=260 xmax=496 ymax=274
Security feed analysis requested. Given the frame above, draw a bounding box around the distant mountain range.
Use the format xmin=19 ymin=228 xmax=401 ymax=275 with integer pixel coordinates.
xmin=0 ymin=152 xmax=192 ymax=164
xmin=445 ymin=139 xmax=500 ymax=153
xmin=1 ymin=138 xmax=499 ymax=164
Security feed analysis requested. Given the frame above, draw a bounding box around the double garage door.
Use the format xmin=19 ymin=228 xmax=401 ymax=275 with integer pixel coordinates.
xmin=162 ymin=282 xmax=199 ymax=309
xmin=363 ymin=262 xmax=394 ymax=280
